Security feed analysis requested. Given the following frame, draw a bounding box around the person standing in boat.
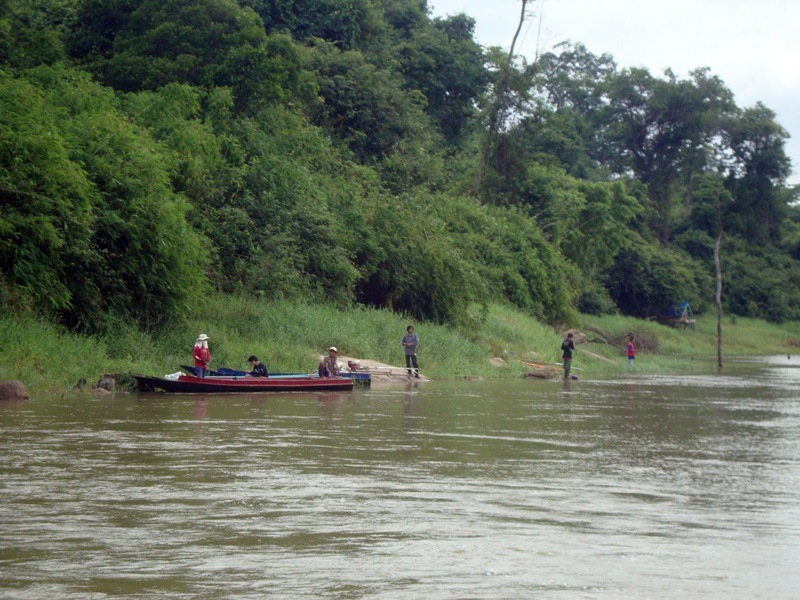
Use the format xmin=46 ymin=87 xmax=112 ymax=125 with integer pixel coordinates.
xmin=561 ymin=333 xmax=575 ymax=379
xmin=402 ymin=325 xmax=420 ymax=378
xmin=247 ymin=355 xmax=268 ymax=377
xmin=319 ymin=347 xmax=340 ymax=378
xmin=193 ymin=334 xmax=211 ymax=378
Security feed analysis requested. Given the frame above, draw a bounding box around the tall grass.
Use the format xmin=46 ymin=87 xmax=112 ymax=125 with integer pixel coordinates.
xmin=0 ymin=317 xmax=114 ymax=391
xmin=2 ymin=295 xmax=798 ymax=395
xmin=188 ymin=297 xmax=497 ymax=380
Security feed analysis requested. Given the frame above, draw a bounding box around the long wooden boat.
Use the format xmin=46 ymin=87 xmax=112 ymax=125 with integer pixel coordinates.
xmin=133 ymin=373 xmax=354 ymax=394
xmin=180 ymin=365 xmax=371 ymax=385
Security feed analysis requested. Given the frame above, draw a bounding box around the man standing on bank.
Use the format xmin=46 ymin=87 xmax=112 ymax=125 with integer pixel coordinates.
xmin=561 ymin=333 xmax=575 ymax=379
xmin=402 ymin=325 xmax=420 ymax=378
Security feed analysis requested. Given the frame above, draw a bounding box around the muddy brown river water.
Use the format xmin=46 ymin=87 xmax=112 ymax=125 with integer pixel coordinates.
xmin=1 ymin=357 xmax=799 ymax=598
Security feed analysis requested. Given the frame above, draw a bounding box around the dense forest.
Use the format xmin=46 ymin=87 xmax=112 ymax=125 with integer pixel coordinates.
xmin=2 ymin=0 xmax=799 ymax=335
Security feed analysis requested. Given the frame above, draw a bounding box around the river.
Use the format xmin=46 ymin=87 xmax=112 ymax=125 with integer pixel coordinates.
xmin=1 ymin=357 xmax=799 ymax=599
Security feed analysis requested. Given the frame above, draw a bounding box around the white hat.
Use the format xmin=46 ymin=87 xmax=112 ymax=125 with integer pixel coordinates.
xmin=329 ymin=346 xmax=337 ymax=352
xmin=197 ymin=333 xmax=209 ymax=341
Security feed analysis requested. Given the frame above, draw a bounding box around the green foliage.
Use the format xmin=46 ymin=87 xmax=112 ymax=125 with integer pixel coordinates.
xmin=576 ymin=279 xmax=617 ymax=316
xmin=600 ymin=68 xmax=736 ymax=239
xmin=724 ymin=103 xmax=791 ymax=245
xmin=71 ymin=0 xmax=312 ymax=112
xmin=674 ymin=173 xmax=730 ymax=239
xmin=0 ymin=70 xmax=95 ymax=314
xmin=229 ymin=107 xmax=365 ymax=302
xmin=0 ymin=66 xmax=208 ymax=331
xmin=121 ymin=86 xmax=362 ymax=304
xmin=532 ymin=42 xmax=616 ymax=113
xmin=605 ymin=242 xmax=710 ymax=319
xmin=431 ymin=197 xmax=579 ymax=324
xmin=784 ymin=195 xmax=800 ymax=261
xmin=673 ymin=180 xmax=800 ymax=324
xmin=526 ymin=42 xmax=616 ymax=179
xmin=0 ymin=0 xmax=71 ymax=68
xmin=721 ymin=240 xmax=800 ymax=322
xmin=65 ymin=0 xmax=137 ymax=66
xmin=306 ymin=40 xmax=436 ymax=164
xmin=354 ymin=194 xmax=480 ymax=325
xmin=394 ymin=13 xmax=488 ymax=145
xmin=246 ymin=0 xmax=382 ymax=51
xmin=2 ymin=0 xmax=798 ymax=335
xmin=117 ymin=79 xmax=507 ymax=326
xmin=562 ymin=180 xmax=643 ymax=273
xmin=377 ymin=0 xmax=428 ymax=35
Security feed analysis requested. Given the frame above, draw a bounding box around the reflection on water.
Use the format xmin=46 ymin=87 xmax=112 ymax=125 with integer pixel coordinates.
xmin=2 ymin=361 xmax=800 ymax=599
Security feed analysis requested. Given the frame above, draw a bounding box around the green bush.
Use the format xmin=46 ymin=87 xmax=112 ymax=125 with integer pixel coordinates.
xmin=605 ymin=242 xmax=710 ymax=319
xmin=722 ymin=242 xmax=800 ymax=322
xmin=1 ymin=66 xmax=209 ymax=332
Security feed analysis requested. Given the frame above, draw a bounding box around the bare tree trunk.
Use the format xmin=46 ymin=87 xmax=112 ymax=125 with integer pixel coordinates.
xmin=684 ymin=163 xmax=694 ymax=217
xmin=476 ymin=0 xmax=530 ymax=192
xmin=714 ymin=233 xmax=722 ymax=369
xmin=714 ymin=178 xmax=723 ymax=369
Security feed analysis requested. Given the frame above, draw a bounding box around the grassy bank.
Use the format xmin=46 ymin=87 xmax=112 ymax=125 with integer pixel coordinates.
xmin=574 ymin=313 xmax=800 ymax=376
xmin=1 ymin=295 xmax=798 ymax=395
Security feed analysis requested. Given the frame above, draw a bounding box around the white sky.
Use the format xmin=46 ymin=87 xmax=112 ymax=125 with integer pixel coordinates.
xmin=429 ymin=0 xmax=800 ymax=185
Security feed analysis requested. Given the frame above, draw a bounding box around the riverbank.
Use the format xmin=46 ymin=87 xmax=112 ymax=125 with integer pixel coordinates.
xmin=1 ymin=295 xmax=798 ymax=395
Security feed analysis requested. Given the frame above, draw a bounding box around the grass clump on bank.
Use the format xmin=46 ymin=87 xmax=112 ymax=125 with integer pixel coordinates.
xmin=1 ymin=295 xmax=798 ymax=396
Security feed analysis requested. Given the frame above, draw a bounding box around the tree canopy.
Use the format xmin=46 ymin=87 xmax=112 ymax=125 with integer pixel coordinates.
xmin=2 ymin=0 xmax=798 ymax=333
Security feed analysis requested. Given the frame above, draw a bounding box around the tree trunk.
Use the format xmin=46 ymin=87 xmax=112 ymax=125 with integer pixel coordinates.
xmin=715 ymin=178 xmax=723 ymax=369
xmin=476 ymin=0 xmax=530 ymax=192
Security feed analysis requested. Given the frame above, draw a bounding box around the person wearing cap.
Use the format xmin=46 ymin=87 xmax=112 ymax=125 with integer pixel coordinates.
xmin=318 ymin=346 xmax=340 ymax=378
xmin=247 ymin=355 xmax=269 ymax=377
xmin=193 ymin=334 xmax=211 ymax=378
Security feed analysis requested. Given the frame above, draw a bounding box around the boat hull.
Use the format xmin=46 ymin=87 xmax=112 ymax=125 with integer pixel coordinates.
xmin=134 ymin=374 xmax=354 ymax=394
xmin=181 ymin=365 xmax=371 ymax=385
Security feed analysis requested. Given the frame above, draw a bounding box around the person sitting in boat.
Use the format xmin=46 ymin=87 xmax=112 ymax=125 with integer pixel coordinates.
xmin=247 ymin=355 xmax=269 ymax=377
xmin=318 ymin=347 xmax=340 ymax=378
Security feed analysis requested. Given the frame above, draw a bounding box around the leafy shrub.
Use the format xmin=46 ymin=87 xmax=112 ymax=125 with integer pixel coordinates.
xmin=605 ymin=242 xmax=709 ymax=319
xmin=1 ymin=66 xmax=208 ymax=331
xmin=722 ymin=242 xmax=800 ymax=322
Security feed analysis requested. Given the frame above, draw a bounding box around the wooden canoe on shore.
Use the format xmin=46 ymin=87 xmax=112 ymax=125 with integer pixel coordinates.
xmin=133 ymin=373 xmax=354 ymax=394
